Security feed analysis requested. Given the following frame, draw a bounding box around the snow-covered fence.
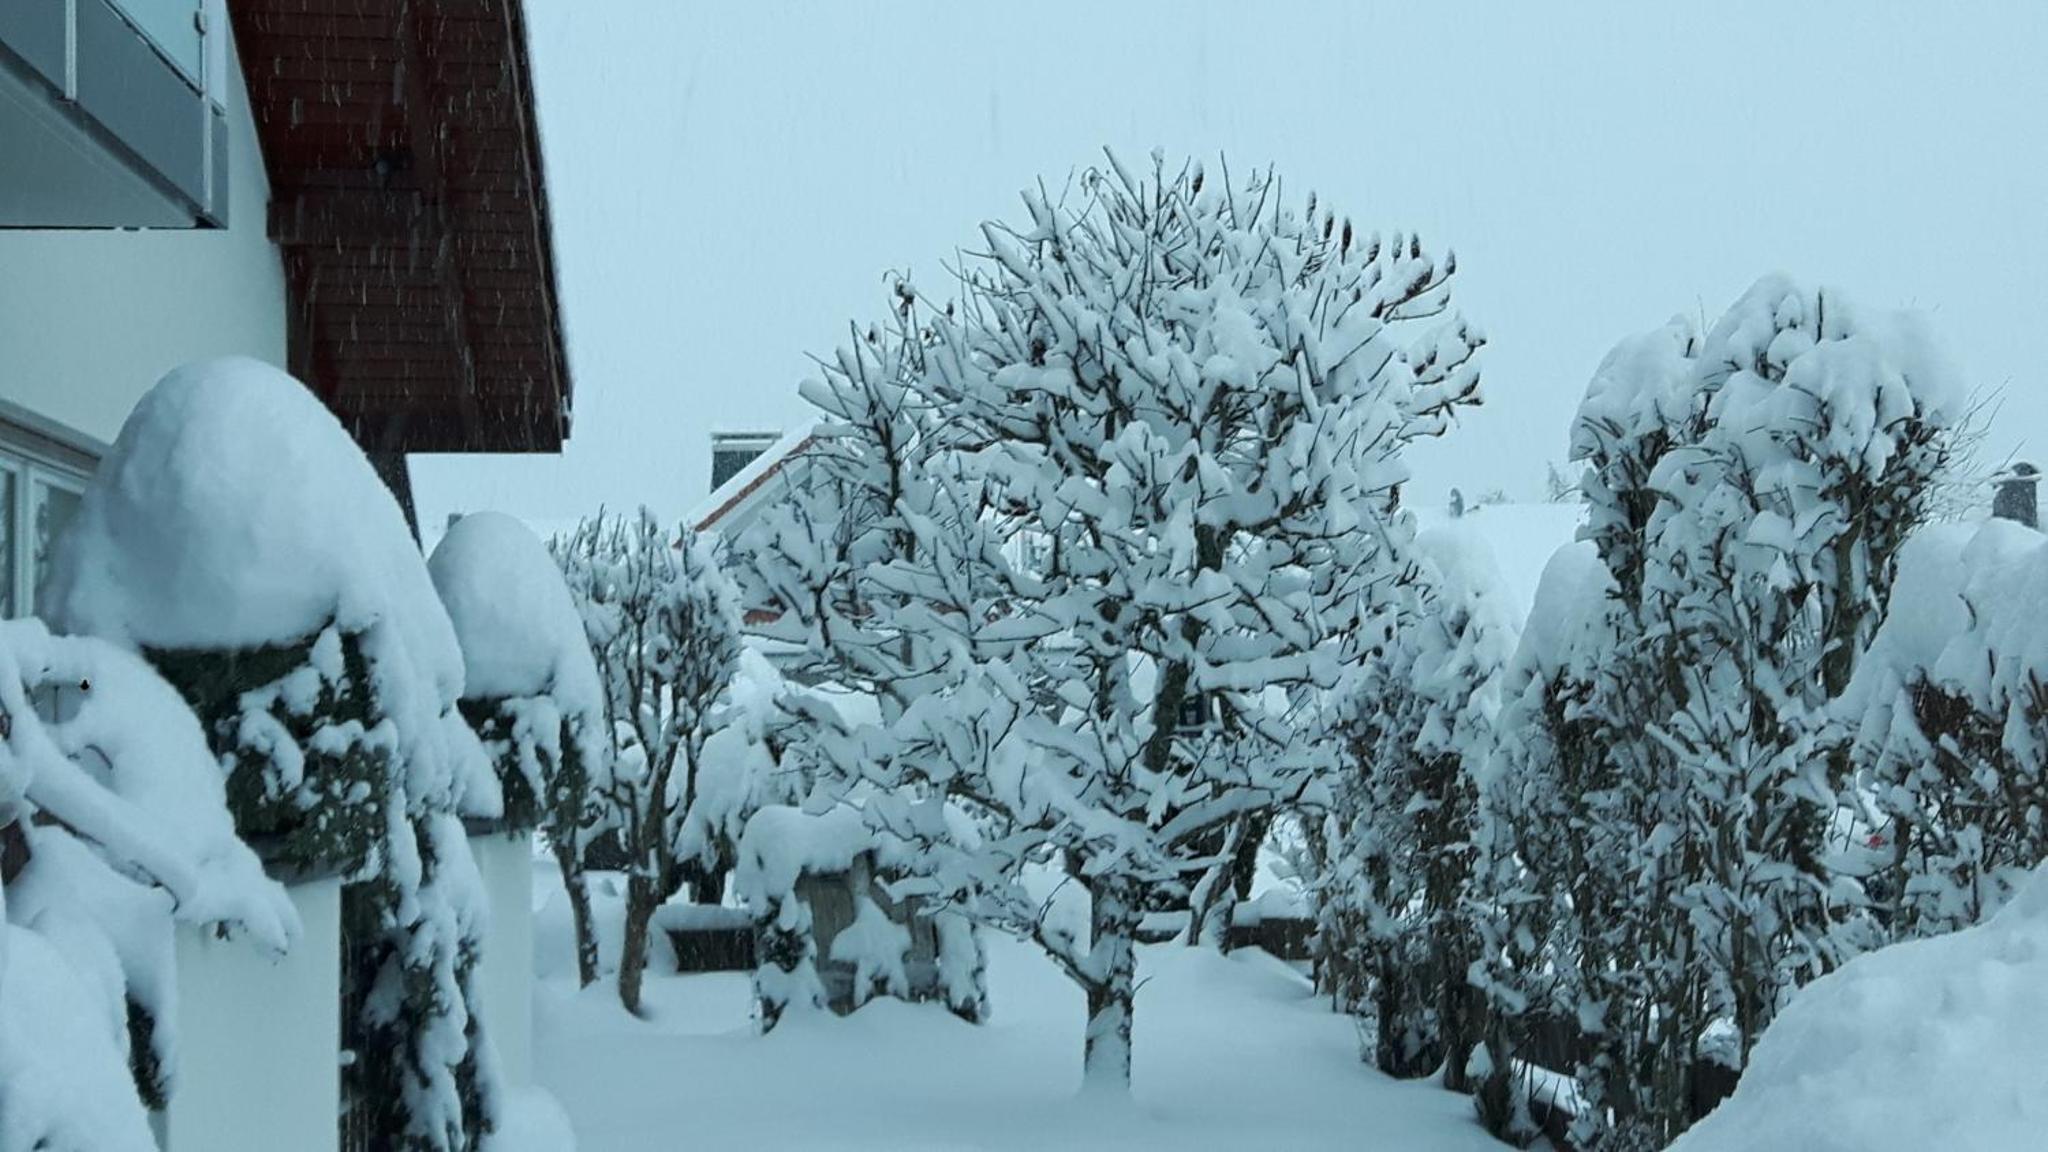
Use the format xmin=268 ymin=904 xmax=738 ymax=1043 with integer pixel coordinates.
xmin=657 ymin=904 xmax=755 ymax=973
xmin=1225 ymin=902 xmax=1315 ymax=962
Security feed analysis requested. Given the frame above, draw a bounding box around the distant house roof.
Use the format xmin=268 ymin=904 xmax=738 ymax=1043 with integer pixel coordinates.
xmin=690 ymin=420 xmax=819 ymax=535
xmin=231 ymin=0 xmax=571 ymax=456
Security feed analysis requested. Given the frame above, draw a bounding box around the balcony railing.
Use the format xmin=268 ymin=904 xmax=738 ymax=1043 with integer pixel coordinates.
xmin=0 ymin=0 xmax=228 ymax=228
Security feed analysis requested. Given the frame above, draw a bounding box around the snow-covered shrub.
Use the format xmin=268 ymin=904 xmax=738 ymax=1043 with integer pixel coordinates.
xmin=1640 ymin=276 xmax=1960 ymax=1065
xmin=552 ymin=510 xmax=742 ymax=1016
xmin=672 ymin=649 xmax=811 ymax=906
xmin=1321 ymin=528 xmax=1518 ymax=1097
xmin=1841 ymin=518 xmax=2048 ymax=941
xmin=1673 ymin=860 xmax=2048 ymax=1152
xmin=43 ymin=358 xmax=504 ymax=1152
xmin=0 ymin=618 xmax=299 ymax=1151
xmin=736 ymin=151 xmax=1481 ymax=1090
xmin=1470 ymin=541 xmax=1622 ymax=1146
xmin=431 ymin=512 xmax=612 ymax=988
xmin=736 ymin=804 xmax=987 ymax=1031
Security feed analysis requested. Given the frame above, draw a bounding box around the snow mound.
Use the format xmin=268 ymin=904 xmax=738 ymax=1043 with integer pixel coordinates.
xmin=1 ymin=618 xmax=301 ymax=1151
xmin=1842 ymin=517 xmax=2047 ymax=713
xmin=49 ymin=356 xmax=456 ymax=672
xmin=486 ymin=1086 xmax=578 ymax=1152
xmin=1412 ymin=503 xmax=1585 ymax=623
xmin=45 ymin=356 xmax=491 ymax=810
xmin=1677 ymin=862 xmax=2048 ymax=1152
xmin=0 ymin=619 xmax=299 ymax=949
xmin=737 ymin=805 xmax=897 ymax=908
xmin=430 ymin=511 xmax=602 ymax=705
xmin=1508 ymin=540 xmax=1616 ymax=686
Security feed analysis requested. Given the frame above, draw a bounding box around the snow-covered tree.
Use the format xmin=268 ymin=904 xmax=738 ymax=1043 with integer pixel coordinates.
xmin=553 ymin=510 xmax=743 ymax=1016
xmin=736 ymin=151 xmax=1482 ymax=1090
xmin=431 ymin=512 xmax=612 ymax=988
xmin=1513 ymin=278 xmax=1963 ymax=1146
xmin=0 ymin=619 xmax=299 ymax=1152
xmin=1533 ymin=318 xmax=1709 ymax=1146
xmin=43 ymin=358 xmax=505 ymax=1151
xmin=1640 ymin=276 xmax=1960 ymax=1067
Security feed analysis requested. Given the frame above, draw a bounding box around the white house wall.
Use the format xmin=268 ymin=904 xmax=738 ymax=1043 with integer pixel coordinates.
xmin=163 ymin=875 xmax=341 ymax=1152
xmin=0 ymin=25 xmax=286 ymax=445
xmin=471 ymin=830 xmax=536 ymax=1087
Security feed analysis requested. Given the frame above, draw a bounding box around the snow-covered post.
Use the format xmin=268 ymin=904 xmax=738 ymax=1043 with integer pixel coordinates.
xmin=0 ymin=620 xmax=299 ymax=1152
xmin=736 ymin=151 xmax=1482 ymax=1093
xmin=431 ymin=512 xmax=612 ymax=988
xmin=555 ymin=510 xmax=742 ymax=1016
xmin=42 ymin=358 xmax=506 ymax=1151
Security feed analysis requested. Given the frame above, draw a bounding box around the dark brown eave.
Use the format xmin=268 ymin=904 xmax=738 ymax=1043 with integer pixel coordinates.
xmin=230 ymin=0 xmax=571 ymax=456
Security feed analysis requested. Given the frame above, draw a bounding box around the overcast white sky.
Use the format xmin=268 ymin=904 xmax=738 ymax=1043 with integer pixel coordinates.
xmin=412 ymin=0 xmax=2048 ymax=531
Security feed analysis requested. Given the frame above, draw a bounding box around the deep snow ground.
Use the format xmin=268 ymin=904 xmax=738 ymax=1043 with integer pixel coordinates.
xmin=531 ymin=869 xmax=1503 ymax=1151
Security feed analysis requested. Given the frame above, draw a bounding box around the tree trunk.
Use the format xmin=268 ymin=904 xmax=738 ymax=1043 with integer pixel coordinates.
xmin=1081 ymin=876 xmax=1141 ymax=1093
xmin=1185 ymin=820 xmax=1245 ymax=948
xmin=618 ymin=873 xmax=660 ymax=1017
xmin=1226 ymin=811 xmax=1270 ymax=900
xmin=1437 ymin=930 xmax=1484 ymax=1093
xmin=694 ymin=861 xmax=729 ymax=906
xmin=553 ymin=840 xmax=600 ymax=988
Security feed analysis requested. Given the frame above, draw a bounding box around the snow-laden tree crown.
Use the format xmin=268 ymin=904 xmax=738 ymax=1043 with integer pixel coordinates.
xmin=737 ymin=150 xmax=1483 ymax=1088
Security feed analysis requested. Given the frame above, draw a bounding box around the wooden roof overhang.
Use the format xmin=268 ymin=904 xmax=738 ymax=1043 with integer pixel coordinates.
xmin=231 ymin=0 xmax=571 ymax=455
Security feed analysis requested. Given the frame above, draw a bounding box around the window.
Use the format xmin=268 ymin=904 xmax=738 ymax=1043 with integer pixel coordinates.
xmin=30 ymin=472 xmax=83 ymax=608
xmin=0 ymin=405 xmax=99 ymax=618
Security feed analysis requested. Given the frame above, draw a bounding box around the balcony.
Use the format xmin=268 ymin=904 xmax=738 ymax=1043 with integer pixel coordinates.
xmin=0 ymin=0 xmax=228 ymax=228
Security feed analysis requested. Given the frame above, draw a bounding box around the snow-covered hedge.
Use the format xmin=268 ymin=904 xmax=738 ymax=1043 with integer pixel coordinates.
xmin=1451 ymin=276 xmax=1965 ymax=1148
xmin=1841 ymin=517 xmax=2048 ymax=939
xmin=432 ymin=512 xmax=608 ymax=833
xmin=0 ymin=618 xmax=299 ymax=1151
xmin=43 ymin=358 xmax=505 ymax=1151
xmin=1322 ymin=524 xmax=1518 ymax=1088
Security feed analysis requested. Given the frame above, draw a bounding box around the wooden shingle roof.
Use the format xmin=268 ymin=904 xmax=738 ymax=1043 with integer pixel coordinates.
xmin=231 ymin=0 xmax=571 ymax=454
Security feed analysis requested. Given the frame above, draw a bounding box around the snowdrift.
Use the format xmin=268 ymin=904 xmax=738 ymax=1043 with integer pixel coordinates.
xmin=1677 ymin=862 xmax=2048 ymax=1151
